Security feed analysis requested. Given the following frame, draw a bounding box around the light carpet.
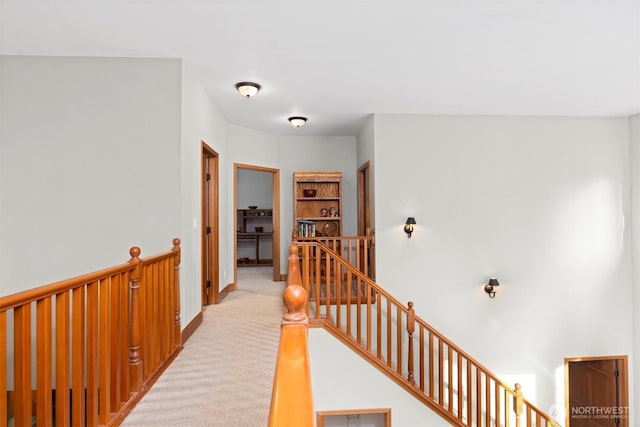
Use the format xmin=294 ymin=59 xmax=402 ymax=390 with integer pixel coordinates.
xmin=121 ymin=267 xmax=285 ymax=427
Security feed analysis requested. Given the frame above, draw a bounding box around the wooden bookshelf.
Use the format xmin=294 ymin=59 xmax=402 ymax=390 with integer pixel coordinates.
xmin=293 ymin=172 xmax=342 ymax=238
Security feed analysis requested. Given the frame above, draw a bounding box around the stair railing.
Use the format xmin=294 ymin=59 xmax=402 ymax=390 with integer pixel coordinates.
xmin=296 ymin=237 xmax=560 ymax=427
xmin=0 ymin=239 xmax=182 ymax=427
xmin=268 ymin=241 xmax=315 ymax=426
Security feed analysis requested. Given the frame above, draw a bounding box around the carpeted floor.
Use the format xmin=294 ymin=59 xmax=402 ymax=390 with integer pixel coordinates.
xmin=121 ymin=267 xmax=285 ymax=427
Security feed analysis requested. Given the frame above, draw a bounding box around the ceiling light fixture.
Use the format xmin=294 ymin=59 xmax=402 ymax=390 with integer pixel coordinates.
xmin=235 ymin=82 xmax=261 ymax=98
xmin=288 ymin=116 xmax=307 ymax=128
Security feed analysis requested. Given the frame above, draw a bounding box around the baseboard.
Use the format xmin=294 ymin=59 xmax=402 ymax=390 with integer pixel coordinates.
xmin=181 ymin=311 xmax=203 ymax=345
xmin=217 ymin=282 xmax=233 ymax=303
xmin=279 ymin=274 xmax=287 ymax=282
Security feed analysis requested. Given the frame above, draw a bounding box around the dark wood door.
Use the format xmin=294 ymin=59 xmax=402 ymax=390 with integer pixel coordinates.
xmin=568 ymin=358 xmax=627 ymax=427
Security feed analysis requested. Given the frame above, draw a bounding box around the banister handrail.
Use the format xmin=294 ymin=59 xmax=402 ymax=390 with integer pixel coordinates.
xmin=297 ymin=238 xmax=561 ymax=427
xmin=0 ymin=263 xmax=136 ymax=311
xmin=269 ymin=240 xmax=314 ymax=427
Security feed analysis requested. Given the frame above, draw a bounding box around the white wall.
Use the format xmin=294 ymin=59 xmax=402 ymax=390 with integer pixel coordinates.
xmin=371 ymin=114 xmax=634 ymax=419
xmin=0 ymin=56 xmax=182 ymax=294
xmin=357 ymin=115 xmax=376 ymax=228
xmin=309 ymin=328 xmax=451 ymax=427
xmin=629 ymin=113 xmax=640 ymax=413
xmin=237 ymin=169 xmax=273 ymax=209
xmin=180 ymin=61 xmax=229 ymax=325
xmin=227 ymin=126 xmax=357 ymax=273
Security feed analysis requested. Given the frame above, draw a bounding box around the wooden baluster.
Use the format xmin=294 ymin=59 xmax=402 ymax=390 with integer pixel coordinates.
xmin=407 ymin=302 xmax=415 ymax=385
xmin=172 ymin=238 xmax=182 ymax=348
xmin=514 ymin=383 xmax=523 ymax=427
xmin=55 ymin=291 xmax=71 ymax=426
xmin=86 ymin=282 xmax=99 ymax=427
xmin=0 ymin=311 xmax=6 ymax=425
xmin=268 ymin=241 xmax=314 ymax=427
xmin=36 ymin=297 xmax=53 ymax=426
xmin=128 ymin=246 xmax=143 ymax=393
xmin=14 ymin=304 xmax=31 ymax=426
xmin=72 ymin=286 xmax=86 ymax=425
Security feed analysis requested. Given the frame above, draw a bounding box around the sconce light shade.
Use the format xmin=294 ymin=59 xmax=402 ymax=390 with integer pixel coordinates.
xmin=484 ymin=278 xmax=500 ymax=298
xmin=235 ymin=82 xmax=261 ymax=98
xmin=288 ymin=116 xmax=307 ymax=128
xmin=404 ymin=217 xmax=416 ymax=238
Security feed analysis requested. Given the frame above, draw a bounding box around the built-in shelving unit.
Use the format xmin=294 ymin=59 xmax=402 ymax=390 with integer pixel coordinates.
xmin=237 ymin=208 xmax=273 ymax=266
xmin=293 ymin=172 xmax=342 ymax=238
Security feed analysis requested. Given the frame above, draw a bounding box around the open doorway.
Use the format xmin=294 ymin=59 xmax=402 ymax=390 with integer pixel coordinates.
xmin=565 ymin=355 xmax=629 ymax=427
xmin=202 ymin=142 xmax=220 ymax=305
xmin=234 ymin=163 xmax=281 ymax=288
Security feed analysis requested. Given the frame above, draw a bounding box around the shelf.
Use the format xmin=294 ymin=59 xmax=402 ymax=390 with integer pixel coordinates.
xmin=295 ymin=217 xmax=340 ymax=221
xmin=237 ymin=208 xmax=273 ymax=266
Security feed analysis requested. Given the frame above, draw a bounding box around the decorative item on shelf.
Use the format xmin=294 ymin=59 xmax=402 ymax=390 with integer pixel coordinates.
xmin=323 ymin=222 xmax=339 ymax=237
xmin=329 ymin=206 xmax=339 ymax=217
xmin=303 ymin=189 xmax=317 ymax=197
xmin=254 ymin=226 xmax=264 ymax=233
xmin=248 ymin=205 xmax=258 ymax=209
xmin=484 ymin=278 xmax=500 ymax=298
xmin=297 ymin=220 xmax=316 ymax=238
xmin=404 ymin=217 xmax=416 ymax=238
xmin=320 ymin=208 xmax=328 ymax=217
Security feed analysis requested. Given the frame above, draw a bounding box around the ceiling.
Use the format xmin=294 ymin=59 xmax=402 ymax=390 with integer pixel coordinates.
xmin=2 ymin=0 xmax=639 ymax=137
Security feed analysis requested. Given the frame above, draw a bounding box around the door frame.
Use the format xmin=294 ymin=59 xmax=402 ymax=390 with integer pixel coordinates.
xmin=201 ymin=142 xmax=220 ymax=305
xmin=233 ymin=163 xmax=281 ymax=287
xmin=564 ymin=355 xmax=629 ymax=427
xmin=357 ymin=161 xmax=371 ymax=237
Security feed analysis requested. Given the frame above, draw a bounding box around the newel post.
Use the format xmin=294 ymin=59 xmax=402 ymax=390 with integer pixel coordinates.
xmin=268 ymin=240 xmax=314 ymax=427
xmin=514 ymin=383 xmax=523 ymax=427
xmin=128 ymin=246 xmax=143 ymax=393
xmin=172 ymin=238 xmax=182 ymax=347
xmin=407 ymin=301 xmax=416 ymax=385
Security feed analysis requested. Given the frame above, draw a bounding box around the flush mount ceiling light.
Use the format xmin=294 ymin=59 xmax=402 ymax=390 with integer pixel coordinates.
xmin=235 ymin=82 xmax=261 ymax=98
xmin=288 ymin=116 xmax=307 ymax=128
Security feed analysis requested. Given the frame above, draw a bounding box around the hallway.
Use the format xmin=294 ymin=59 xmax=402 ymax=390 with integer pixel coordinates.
xmin=122 ymin=267 xmax=285 ymax=427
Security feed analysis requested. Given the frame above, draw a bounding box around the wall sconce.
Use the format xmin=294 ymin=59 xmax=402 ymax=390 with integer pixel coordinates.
xmin=404 ymin=217 xmax=416 ymax=238
xmin=235 ymin=82 xmax=261 ymax=98
xmin=484 ymin=278 xmax=500 ymax=298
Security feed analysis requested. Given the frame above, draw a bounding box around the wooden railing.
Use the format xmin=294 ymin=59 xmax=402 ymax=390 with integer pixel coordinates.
xmin=296 ymin=237 xmax=560 ymax=427
xmin=268 ymin=242 xmax=314 ymax=426
xmin=298 ymin=235 xmax=375 ymax=281
xmin=0 ymin=239 xmax=182 ymax=427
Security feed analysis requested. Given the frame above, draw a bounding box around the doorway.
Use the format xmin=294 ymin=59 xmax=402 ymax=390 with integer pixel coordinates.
xmin=565 ymin=355 xmax=629 ymax=427
xmin=234 ymin=163 xmax=281 ymax=288
xmin=201 ymin=143 xmax=219 ymax=305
